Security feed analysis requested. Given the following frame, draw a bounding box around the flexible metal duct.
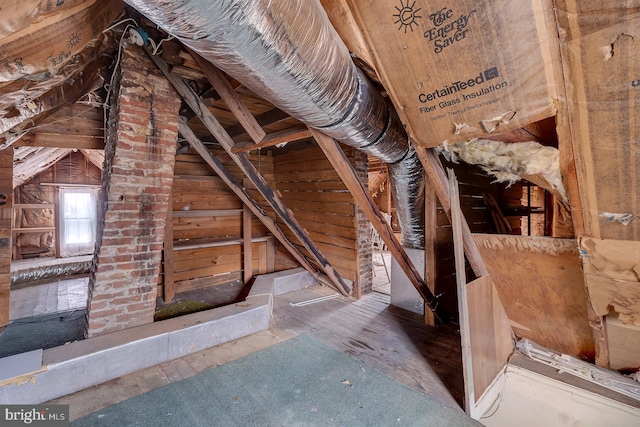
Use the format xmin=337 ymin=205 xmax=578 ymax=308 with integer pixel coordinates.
xmin=125 ymin=0 xmax=425 ymax=248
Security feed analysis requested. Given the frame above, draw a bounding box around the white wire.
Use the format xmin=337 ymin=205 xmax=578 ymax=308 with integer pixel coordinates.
xmin=103 ymin=18 xmax=139 ymax=33
xmin=152 ymin=35 xmax=175 ymax=55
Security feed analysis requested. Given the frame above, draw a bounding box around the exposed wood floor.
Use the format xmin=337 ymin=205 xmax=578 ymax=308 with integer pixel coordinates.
xmin=49 ymin=285 xmax=465 ymax=421
xmin=273 ymin=285 xmax=464 ymax=408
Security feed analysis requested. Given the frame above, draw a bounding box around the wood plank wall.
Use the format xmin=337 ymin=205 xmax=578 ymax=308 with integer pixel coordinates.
xmin=0 ymin=149 xmax=12 ymax=328
xmin=273 ymin=144 xmax=359 ymax=284
xmin=161 ymin=149 xmax=275 ymax=295
xmin=14 ymin=151 xmax=101 ymax=259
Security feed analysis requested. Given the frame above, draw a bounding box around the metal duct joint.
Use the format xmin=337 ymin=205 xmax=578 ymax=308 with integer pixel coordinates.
xmin=126 ymin=0 xmax=425 ymax=248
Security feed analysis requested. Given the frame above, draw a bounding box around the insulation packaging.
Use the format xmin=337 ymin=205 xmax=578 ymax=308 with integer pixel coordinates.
xmin=345 ymin=0 xmax=560 ymax=146
xmin=0 ymin=0 xmax=123 ymax=82
xmin=0 ymin=0 xmax=87 ymax=39
xmin=554 ymin=1 xmax=640 ymax=241
xmin=125 ymin=0 xmax=427 ymax=248
xmin=0 ymin=0 xmax=123 ymax=141
xmin=579 ymin=237 xmax=640 ymax=326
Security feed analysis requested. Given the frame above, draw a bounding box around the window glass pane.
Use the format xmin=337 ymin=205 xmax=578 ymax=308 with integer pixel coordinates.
xmin=60 ymin=189 xmax=98 ymax=257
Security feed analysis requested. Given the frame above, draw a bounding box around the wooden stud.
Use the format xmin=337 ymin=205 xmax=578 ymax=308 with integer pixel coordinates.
xmin=424 ymin=173 xmax=436 ymax=326
xmin=148 ymin=50 xmax=350 ymax=296
xmin=266 ymin=236 xmax=276 ymax=273
xmin=242 ymin=202 xmax=253 ymax=284
xmin=448 ymin=168 xmax=473 ymax=415
xmin=0 ymin=149 xmax=12 ymax=328
xmin=163 ymin=191 xmax=176 ymax=302
xmin=311 ymin=129 xmax=440 ymax=320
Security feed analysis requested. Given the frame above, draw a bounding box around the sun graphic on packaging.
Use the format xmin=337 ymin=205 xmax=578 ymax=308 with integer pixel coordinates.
xmin=393 ymin=0 xmax=422 ymax=33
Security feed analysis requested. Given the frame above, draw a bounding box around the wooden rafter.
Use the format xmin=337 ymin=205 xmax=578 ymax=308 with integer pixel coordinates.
xmin=189 ymin=49 xmax=266 ymax=144
xmin=231 ymin=125 xmax=311 ymax=153
xmin=311 ymin=129 xmax=441 ymax=321
xmin=415 ymin=146 xmax=488 ymax=277
xmin=177 ymin=119 xmax=325 ymax=289
xmin=147 ymin=51 xmax=351 ymax=295
xmin=0 ymin=58 xmax=105 ymax=148
xmin=225 ymin=108 xmax=290 ymax=138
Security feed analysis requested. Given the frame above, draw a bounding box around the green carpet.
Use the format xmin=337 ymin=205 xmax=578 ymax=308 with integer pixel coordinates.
xmin=72 ymin=334 xmax=480 ymax=427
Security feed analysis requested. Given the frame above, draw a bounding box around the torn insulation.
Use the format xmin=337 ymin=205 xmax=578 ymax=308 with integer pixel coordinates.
xmin=438 ymin=138 xmax=568 ymax=203
xmin=600 ymin=212 xmax=638 ymax=226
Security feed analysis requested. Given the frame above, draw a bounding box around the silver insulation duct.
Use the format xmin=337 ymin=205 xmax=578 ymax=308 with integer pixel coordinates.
xmin=126 ymin=0 xmax=425 ymax=248
xmin=12 ymin=260 xmax=92 ymax=286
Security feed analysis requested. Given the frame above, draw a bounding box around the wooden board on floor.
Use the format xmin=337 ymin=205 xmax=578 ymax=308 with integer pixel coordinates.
xmin=466 ymin=275 xmax=513 ymax=400
xmin=473 ymin=233 xmax=595 ymax=360
xmin=272 ymin=287 xmax=464 ymax=408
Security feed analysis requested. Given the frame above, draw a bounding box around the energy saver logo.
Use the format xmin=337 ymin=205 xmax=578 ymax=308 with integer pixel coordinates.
xmin=417 ymin=67 xmax=508 ymax=116
xmin=1 ymin=405 xmax=68 ymax=426
xmin=424 ymin=7 xmax=476 ymax=53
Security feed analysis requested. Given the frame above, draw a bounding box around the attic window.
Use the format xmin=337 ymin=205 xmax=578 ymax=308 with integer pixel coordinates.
xmin=59 ymin=188 xmax=98 ymax=257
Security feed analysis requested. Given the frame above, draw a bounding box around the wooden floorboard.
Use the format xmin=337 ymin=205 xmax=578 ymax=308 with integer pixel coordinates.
xmin=272 ymin=286 xmax=464 ymax=409
xmin=50 ymin=285 xmax=464 ymax=420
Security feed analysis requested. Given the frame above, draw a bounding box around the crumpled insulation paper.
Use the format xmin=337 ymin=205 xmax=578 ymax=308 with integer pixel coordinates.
xmin=438 ymin=138 xmax=568 ymax=203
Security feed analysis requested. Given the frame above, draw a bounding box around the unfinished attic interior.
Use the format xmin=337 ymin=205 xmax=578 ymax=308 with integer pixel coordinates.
xmin=0 ymin=0 xmax=639 ymax=424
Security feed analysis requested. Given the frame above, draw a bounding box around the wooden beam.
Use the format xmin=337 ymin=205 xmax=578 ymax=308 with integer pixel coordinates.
xmin=177 ymin=119 xmax=328 ymax=291
xmin=0 ymin=149 xmax=12 ymax=328
xmin=242 ymin=201 xmax=253 ymax=285
xmin=225 ymin=108 xmax=290 ymax=138
xmin=148 ymin=49 xmax=351 ymax=296
xmin=424 ymin=173 xmax=437 ymax=326
xmin=0 ymin=57 xmax=105 ymax=146
xmin=311 ymin=129 xmax=440 ymax=319
xmin=189 ymin=49 xmax=266 ymax=144
xmin=163 ymin=191 xmax=176 ymax=302
xmin=448 ymin=168 xmax=473 ymax=415
xmin=172 ymin=209 xmax=243 ymax=218
xmin=231 ymin=125 xmax=312 ymax=153
xmin=415 ymin=146 xmax=488 ymax=277
xmin=15 ymin=133 xmax=104 ymax=150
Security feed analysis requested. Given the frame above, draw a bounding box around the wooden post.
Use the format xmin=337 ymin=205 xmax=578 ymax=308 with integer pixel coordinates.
xmin=0 ymin=148 xmax=13 ymax=328
xmin=311 ymin=129 xmax=441 ymax=320
xmin=424 ymin=174 xmax=437 ymax=326
xmin=242 ymin=203 xmax=253 ymax=284
xmin=148 ymin=50 xmax=350 ymax=296
xmin=163 ymin=192 xmax=175 ymax=302
xmin=415 ymin=146 xmax=488 ymax=277
xmin=449 ymin=168 xmax=474 ymax=415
